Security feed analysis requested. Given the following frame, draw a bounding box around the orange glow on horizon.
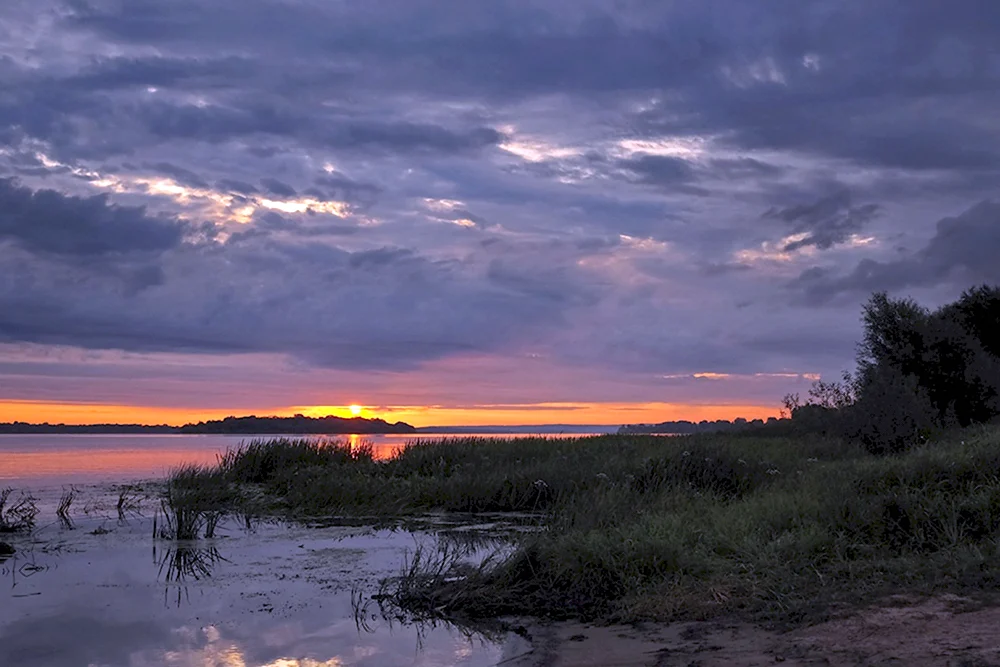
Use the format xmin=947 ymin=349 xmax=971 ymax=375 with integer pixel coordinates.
xmin=346 ymin=402 xmax=779 ymax=427
xmin=0 ymin=400 xmax=779 ymax=428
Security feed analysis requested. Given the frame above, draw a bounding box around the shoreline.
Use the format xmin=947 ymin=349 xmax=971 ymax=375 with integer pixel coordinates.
xmin=505 ymin=594 xmax=1000 ymax=666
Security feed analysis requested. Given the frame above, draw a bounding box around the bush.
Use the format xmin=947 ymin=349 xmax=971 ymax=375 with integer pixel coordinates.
xmin=790 ymin=286 xmax=1000 ymax=453
xmin=842 ymin=365 xmax=936 ymax=454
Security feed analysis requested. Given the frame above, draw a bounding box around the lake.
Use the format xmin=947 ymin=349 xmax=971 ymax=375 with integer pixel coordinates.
xmin=0 ymin=432 xmax=602 ymax=485
xmin=0 ymin=433 xmax=588 ymax=667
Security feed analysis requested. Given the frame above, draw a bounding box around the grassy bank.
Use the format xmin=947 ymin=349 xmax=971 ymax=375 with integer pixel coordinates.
xmin=167 ymin=428 xmax=1000 ymax=625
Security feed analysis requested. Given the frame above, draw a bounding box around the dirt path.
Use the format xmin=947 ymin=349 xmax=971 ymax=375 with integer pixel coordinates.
xmin=500 ymin=595 xmax=1000 ymax=666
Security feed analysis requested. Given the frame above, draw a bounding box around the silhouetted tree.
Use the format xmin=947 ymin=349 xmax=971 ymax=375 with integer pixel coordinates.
xmin=790 ymin=285 xmax=1000 ymax=453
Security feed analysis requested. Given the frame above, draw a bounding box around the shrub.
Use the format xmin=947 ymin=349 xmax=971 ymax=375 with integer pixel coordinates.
xmin=842 ymin=365 xmax=936 ymax=454
xmin=791 ymin=286 xmax=1000 ymax=453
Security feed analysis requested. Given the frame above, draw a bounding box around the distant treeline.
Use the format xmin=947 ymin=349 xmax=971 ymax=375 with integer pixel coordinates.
xmin=0 ymin=414 xmax=416 ymax=435
xmin=618 ymin=417 xmax=784 ymax=435
xmin=0 ymin=422 xmax=175 ymax=434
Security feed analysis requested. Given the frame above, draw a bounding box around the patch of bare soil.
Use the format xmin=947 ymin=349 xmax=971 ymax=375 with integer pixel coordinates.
xmin=501 ymin=595 xmax=1000 ymax=666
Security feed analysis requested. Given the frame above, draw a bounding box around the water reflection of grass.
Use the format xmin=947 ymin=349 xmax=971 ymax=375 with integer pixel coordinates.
xmin=155 ymin=544 xmax=229 ymax=607
xmin=156 ymin=544 xmax=228 ymax=583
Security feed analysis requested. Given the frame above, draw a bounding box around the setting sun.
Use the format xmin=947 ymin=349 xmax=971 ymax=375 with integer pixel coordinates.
xmin=349 ymin=404 xmax=363 ymax=416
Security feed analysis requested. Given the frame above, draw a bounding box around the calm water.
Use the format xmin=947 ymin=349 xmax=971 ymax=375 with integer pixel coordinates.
xmin=1 ymin=508 xmax=531 ymax=667
xmin=0 ymin=432 xmax=599 ymax=485
xmin=0 ymin=434 xmax=572 ymax=666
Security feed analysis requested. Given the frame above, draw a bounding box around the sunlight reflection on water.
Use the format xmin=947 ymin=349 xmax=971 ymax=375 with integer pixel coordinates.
xmin=0 ymin=432 xmax=601 ymax=484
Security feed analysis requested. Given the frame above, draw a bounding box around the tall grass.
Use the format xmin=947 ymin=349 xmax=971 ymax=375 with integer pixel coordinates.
xmin=377 ymin=427 xmax=1000 ymax=624
xmin=218 ymin=437 xmax=373 ymax=484
xmin=164 ymin=430 xmax=1000 ymax=624
xmin=156 ymin=465 xmax=235 ymax=540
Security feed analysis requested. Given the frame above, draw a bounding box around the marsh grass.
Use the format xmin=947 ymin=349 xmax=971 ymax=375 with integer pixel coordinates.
xmin=163 ymin=429 xmax=1000 ymax=625
xmin=0 ymin=488 xmax=39 ymax=533
xmin=218 ymin=437 xmax=373 ymax=484
xmin=155 ymin=465 xmax=235 ymax=540
xmin=373 ymin=428 xmax=1000 ymax=624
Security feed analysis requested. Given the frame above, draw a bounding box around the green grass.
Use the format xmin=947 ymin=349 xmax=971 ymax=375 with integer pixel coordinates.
xmin=167 ymin=429 xmax=1000 ymax=625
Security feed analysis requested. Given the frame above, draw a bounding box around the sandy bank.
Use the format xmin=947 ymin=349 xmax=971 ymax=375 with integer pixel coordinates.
xmin=501 ymin=595 xmax=1000 ymax=666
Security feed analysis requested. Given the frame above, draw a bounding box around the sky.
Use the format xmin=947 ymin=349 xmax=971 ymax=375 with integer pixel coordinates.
xmin=0 ymin=1 xmax=998 ymax=427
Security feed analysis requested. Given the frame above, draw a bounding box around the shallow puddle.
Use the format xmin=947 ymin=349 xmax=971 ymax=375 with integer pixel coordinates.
xmin=0 ymin=484 xmax=531 ymax=667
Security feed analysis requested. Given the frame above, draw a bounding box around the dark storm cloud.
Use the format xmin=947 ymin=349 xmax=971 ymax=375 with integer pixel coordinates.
xmin=0 ymin=183 xmax=581 ymax=370
xmin=0 ymin=0 xmax=998 ymax=389
xmin=216 ymin=179 xmax=257 ymax=195
xmin=135 ymin=101 xmax=505 ymax=153
xmin=144 ymin=162 xmax=209 ymax=188
xmin=708 ymin=158 xmax=785 ymax=180
xmin=0 ymin=178 xmax=186 ymax=256
xmin=259 ymin=177 xmax=296 ymax=198
xmin=617 ymin=155 xmax=699 ymax=187
xmin=311 ymin=173 xmax=381 ymax=206
xmin=763 ymin=190 xmax=881 ymax=251
xmin=795 ymin=200 xmax=1000 ymax=302
xmin=10 ymin=1 xmax=994 ymax=181
xmin=60 ymin=55 xmax=256 ymax=91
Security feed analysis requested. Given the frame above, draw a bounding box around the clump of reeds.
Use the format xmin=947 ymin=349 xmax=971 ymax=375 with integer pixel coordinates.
xmin=154 ymin=498 xmax=204 ymax=541
xmin=0 ymin=488 xmax=39 ymax=533
xmin=57 ymin=487 xmax=76 ymax=529
xmin=155 ymin=465 xmax=235 ymax=540
xmin=116 ymin=485 xmax=144 ymax=521
xmin=218 ymin=437 xmax=373 ymax=485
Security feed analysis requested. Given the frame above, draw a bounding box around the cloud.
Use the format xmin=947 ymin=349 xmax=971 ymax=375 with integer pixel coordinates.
xmin=0 ymin=183 xmax=582 ymax=370
xmin=617 ymin=154 xmax=700 ymax=189
xmin=259 ymin=177 xmax=296 ymax=198
xmin=707 ymin=158 xmax=785 ymax=180
xmin=763 ymin=190 xmax=881 ymax=251
xmin=0 ymin=0 xmax=998 ymax=412
xmin=309 ymin=173 xmax=381 ymax=208
xmin=0 ymin=178 xmax=186 ymax=257
xmin=794 ymin=200 xmax=1000 ymax=302
xmin=216 ymin=179 xmax=258 ymax=195
xmin=143 ymin=162 xmax=210 ymax=189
